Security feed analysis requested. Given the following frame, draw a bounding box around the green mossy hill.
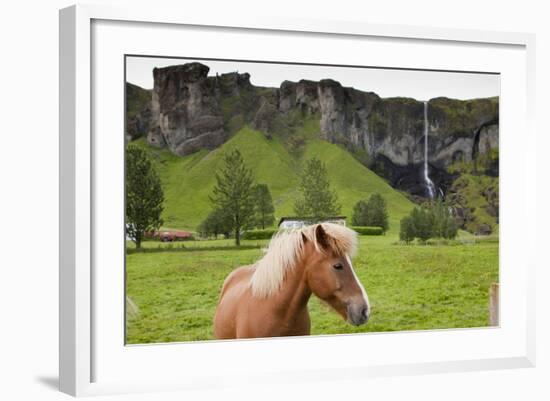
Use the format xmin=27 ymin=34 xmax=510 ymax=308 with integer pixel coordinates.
xmin=367 ymin=97 xmax=424 ymax=140
xmin=429 ymin=96 xmax=499 ymax=138
xmin=126 ymin=82 xmax=151 ymax=119
xmin=132 ymin=126 xmax=416 ymax=233
xmin=366 ymin=96 xmax=499 ymax=141
xmin=447 ymin=174 xmax=499 ymax=235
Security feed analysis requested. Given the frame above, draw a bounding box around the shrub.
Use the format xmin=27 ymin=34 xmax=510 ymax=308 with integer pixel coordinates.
xmin=197 ymin=208 xmax=233 ymax=239
xmin=399 ymin=216 xmax=415 ymax=243
xmin=410 ymin=207 xmax=434 ymax=242
xmin=242 ymin=229 xmax=278 ymax=240
xmin=351 ymin=194 xmax=389 ymax=233
xmin=431 ymin=199 xmax=458 ymax=240
xmin=352 ymin=226 xmax=384 ymax=236
xmin=399 ymin=200 xmax=458 ymax=244
xmin=351 ymin=200 xmax=368 ymax=226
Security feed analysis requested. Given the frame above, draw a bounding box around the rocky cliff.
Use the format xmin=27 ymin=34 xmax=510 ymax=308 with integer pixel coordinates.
xmin=129 ymin=62 xmax=499 ymax=202
xmin=126 ymin=83 xmax=152 ymax=141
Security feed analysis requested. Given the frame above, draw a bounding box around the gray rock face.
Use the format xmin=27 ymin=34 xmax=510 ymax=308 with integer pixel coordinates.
xmin=126 ymin=107 xmax=151 ymax=142
xmin=477 ymin=124 xmax=499 ymax=156
xmin=252 ymin=97 xmax=279 ymax=135
xmin=130 ymin=62 xmax=499 ymax=195
xmin=147 ymin=63 xmax=227 ymax=156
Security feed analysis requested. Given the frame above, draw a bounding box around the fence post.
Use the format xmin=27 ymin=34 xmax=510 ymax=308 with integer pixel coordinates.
xmin=489 ymin=282 xmax=499 ymax=326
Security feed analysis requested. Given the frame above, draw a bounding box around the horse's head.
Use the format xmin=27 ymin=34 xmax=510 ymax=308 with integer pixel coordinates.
xmin=304 ymin=224 xmax=370 ymax=326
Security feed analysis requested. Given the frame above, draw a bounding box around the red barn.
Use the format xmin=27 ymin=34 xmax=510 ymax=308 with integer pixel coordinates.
xmin=146 ymin=230 xmax=194 ymax=242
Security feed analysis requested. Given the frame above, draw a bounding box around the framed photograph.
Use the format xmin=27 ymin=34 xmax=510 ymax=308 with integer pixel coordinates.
xmin=59 ymin=4 xmax=536 ymax=396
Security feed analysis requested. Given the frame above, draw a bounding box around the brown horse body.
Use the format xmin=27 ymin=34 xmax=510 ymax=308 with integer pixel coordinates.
xmin=213 ymin=223 xmax=370 ymax=339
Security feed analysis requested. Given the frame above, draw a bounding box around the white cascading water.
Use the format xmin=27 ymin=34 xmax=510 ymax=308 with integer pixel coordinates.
xmin=423 ymin=101 xmax=436 ymax=199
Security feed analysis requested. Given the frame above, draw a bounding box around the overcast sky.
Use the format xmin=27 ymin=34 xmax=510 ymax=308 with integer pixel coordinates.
xmin=126 ymin=56 xmax=499 ymax=101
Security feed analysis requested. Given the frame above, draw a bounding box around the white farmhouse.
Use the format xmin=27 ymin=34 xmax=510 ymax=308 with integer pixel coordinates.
xmin=278 ymin=216 xmax=347 ymax=229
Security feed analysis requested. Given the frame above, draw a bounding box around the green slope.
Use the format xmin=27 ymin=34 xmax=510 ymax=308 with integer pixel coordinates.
xmin=126 ymin=82 xmax=151 ymax=119
xmin=302 ymin=140 xmax=416 ymax=232
xmin=133 ymin=126 xmax=416 ymax=234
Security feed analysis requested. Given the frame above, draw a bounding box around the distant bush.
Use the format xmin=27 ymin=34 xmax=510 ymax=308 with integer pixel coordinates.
xmin=399 ymin=216 xmax=415 ymax=244
xmin=242 ymin=229 xmax=277 ymax=240
xmin=352 ymin=194 xmax=389 ymax=233
xmin=399 ymin=199 xmax=458 ymax=244
xmin=352 ymin=226 xmax=384 ymax=236
xmin=197 ymin=208 xmax=233 ymax=239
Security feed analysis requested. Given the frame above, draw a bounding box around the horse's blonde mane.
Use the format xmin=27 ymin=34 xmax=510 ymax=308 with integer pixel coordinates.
xmin=250 ymin=223 xmax=358 ymax=298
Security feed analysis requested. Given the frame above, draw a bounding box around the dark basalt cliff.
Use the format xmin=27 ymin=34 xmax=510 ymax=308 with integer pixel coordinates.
xmin=146 ymin=63 xmax=228 ymax=155
xmin=130 ymin=62 xmax=499 ymax=201
xmin=126 ymin=82 xmax=152 ymax=141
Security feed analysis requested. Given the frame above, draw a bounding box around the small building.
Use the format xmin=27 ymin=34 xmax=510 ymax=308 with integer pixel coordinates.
xmin=278 ymin=216 xmax=347 ymax=229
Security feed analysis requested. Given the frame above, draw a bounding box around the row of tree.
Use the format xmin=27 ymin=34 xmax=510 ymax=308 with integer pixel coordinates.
xmin=399 ymin=199 xmax=458 ymax=243
xmin=125 ymin=143 xmax=397 ymax=248
xmin=198 ymin=183 xmax=275 ymax=240
xmin=202 ymin=150 xmax=349 ymax=245
xmin=200 ymin=150 xmax=276 ymax=245
xmin=125 ymin=144 xmax=350 ymax=248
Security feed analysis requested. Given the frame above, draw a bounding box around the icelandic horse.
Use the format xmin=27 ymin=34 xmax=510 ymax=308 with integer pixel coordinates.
xmin=213 ymin=223 xmax=370 ymax=339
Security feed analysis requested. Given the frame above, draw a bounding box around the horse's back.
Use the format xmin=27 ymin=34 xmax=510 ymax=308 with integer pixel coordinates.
xmin=219 ymin=264 xmax=254 ymax=298
xmin=213 ymin=265 xmax=255 ymax=339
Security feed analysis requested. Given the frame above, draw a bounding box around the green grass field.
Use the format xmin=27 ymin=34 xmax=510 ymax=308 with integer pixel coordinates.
xmin=126 ymin=125 xmax=498 ymax=344
xmin=126 ymin=234 xmax=498 ymax=344
xmin=134 ymin=126 xmax=416 ymax=233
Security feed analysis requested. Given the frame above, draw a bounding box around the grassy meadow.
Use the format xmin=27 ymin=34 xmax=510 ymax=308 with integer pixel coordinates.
xmin=126 ymin=234 xmax=498 ymax=344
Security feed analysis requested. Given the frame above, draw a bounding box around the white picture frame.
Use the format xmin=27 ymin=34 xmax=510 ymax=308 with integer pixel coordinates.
xmin=59 ymin=4 xmax=536 ymax=397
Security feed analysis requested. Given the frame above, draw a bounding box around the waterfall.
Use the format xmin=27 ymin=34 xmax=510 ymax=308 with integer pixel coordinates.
xmin=423 ymin=101 xmax=436 ymax=199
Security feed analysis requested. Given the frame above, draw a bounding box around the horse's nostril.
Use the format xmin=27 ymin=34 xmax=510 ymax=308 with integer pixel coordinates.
xmin=347 ymin=304 xmax=369 ymax=325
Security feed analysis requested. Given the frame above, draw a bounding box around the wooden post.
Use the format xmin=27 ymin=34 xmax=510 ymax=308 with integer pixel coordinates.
xmin=489 ymin=282 xmax=499 ymax=326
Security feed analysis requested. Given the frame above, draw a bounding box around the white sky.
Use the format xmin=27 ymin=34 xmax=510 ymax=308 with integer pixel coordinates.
xmin=126 ymin=56 xmax=500 ymax=101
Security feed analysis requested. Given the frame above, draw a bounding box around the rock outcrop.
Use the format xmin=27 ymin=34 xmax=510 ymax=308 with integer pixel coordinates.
xmin=126 ymin=83 xmax=152 ymax=141
xmin=147 ymin=63 xmax=227 ymax=155
xmin=129 ymin=62 xmax=499 ymax=199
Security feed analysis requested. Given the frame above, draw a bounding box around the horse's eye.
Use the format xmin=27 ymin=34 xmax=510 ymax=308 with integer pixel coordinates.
xmin=333 ymin=263 xmax=344 ymax=270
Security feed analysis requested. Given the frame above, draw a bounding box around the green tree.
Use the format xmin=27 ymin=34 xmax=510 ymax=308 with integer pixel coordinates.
xmin=351 ymin=200 xmax=368 ymax=226
xmin=198 ymin=208 xmax=233 ymax=239
xmin=365 ymin=193 xmax=389 ymax=232
xmin=294 ymin=157 xmax=341 ymax=219
xmin=125 ymin=145 xmax=164 ymax=249
xmin=431 ymin=199 xmax=446 ymax=238
xmin=210 ymin=149 xmax=255 ymax=246
xmin=445 ymin=215 xmax=458 ymax=239
xmin=410 ymin=207 xmax=433 ymax=242
xmin=431 ymin=199 xmax=458 ymax=239
xmin=399 ymin=215 xmax=416 ymax=244
xmin=352 ymin=194 xmax=389 ymax=232
xmin=253 ymin=184 xmax=275 ymax=229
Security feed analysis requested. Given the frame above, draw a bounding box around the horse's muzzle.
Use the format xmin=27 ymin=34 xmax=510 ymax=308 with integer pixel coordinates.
xmin=347 ymin=302 xmax=370 ymax=326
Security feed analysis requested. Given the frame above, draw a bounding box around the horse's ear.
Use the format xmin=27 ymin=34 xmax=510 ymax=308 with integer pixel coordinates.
xmin=315 ymin=224 xmax=330 ymax=250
